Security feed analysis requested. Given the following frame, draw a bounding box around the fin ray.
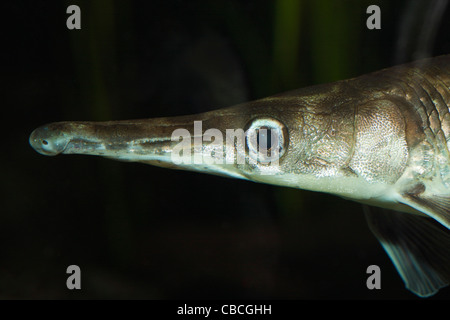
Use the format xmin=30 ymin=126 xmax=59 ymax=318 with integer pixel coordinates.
xmin=401 ymin=192 xmax=450 ymax=229
xmin=365 ymin=208 xmax=450 ymax=297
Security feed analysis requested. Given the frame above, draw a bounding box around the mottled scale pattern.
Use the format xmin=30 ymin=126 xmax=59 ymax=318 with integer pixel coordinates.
xmin=384 ymin=56 xmax=450 ymax=186
xmin=350 ymin=100 xmax=408 ymax=184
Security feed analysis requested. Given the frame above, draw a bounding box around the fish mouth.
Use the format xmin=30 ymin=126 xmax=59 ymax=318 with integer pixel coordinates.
xmin=30 ymin=122 xmax=122 ymax=157
xmin=28 ymin=107 xmax=284 ymax=180
xmin=29 ymin=120 xmax=184 ymax=159
xmin=28 ymin=109 xmax=251 ymax=164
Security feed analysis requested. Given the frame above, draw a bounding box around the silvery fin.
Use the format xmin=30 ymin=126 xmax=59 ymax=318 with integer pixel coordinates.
xmin=365 ymin=208 xmax=450 ymax=297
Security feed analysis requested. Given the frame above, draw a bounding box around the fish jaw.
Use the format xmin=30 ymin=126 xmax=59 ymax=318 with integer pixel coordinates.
xmin=28 ymin=118 xmax=225 ymax=164
xmin=28 ymin=105 xmax=284 ymax=180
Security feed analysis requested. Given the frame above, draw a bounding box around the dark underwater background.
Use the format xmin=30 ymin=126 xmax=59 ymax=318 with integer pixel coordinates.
xmin=2 ymin=0 xmax=450 ymax=299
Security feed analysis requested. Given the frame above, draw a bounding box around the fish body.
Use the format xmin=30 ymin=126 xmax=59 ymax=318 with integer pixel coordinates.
xmin=30 ymin=55 xmax=450 ymax=297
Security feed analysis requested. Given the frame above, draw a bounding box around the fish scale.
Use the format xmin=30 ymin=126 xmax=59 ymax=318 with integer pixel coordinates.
xmin=354 ymin=58 xmax=450 ymax=189
xmin=408 ymin=64 xmax=450 ymax=187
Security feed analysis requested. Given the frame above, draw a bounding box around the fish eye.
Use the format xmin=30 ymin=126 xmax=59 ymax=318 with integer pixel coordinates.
xmin=245 ymin=118 xmax=288 ymax=163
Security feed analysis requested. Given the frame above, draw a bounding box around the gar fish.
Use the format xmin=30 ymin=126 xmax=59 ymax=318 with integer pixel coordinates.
xmin=29 ymin=55 xmax=450 ymax=297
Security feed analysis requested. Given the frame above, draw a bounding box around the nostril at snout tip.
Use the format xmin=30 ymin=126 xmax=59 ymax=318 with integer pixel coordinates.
xmin=29 ymin=125 xmax=69 ymax=156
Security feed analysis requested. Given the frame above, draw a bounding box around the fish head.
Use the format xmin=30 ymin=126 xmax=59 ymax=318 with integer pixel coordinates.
xmin=28 ymin=82 xmax=363 ymax=192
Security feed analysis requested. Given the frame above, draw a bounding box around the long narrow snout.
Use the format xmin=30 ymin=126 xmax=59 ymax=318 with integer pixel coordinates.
xmin=28 ymin=106 xmax=260 ymax=178
xmin=28 ymin=101 xmax=295 ymax=180
xmin=29 ymin=117 xmax=202 ymax=161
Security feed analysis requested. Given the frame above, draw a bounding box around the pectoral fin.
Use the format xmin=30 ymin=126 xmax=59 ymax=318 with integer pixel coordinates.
xmin=400 ymin=192 xmax=450 ymax=229
xmin=365 ymin=208 xmax=450 ymax=297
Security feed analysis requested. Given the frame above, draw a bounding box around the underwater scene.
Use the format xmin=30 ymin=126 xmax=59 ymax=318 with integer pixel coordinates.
xmin=3 ymin=0 xmax=450 ymax=301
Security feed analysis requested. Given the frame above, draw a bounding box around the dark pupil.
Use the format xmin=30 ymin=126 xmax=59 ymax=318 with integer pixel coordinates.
xmin=256 ymin=126 xmax=272 ymax=151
